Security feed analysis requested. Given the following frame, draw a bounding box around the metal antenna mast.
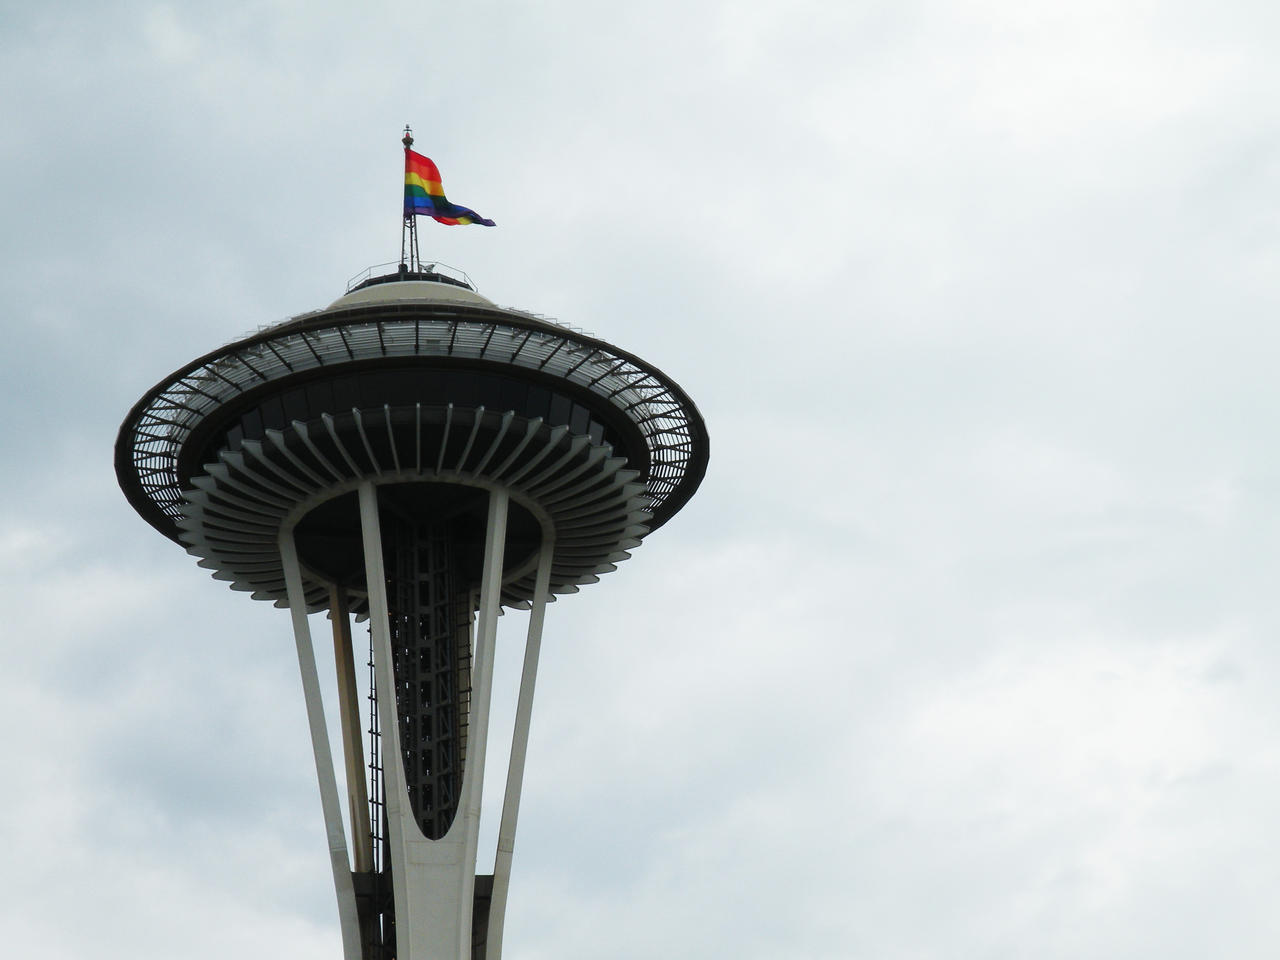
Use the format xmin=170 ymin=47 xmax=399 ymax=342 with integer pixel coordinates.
xmin=401 ymin=125 xmax=421 ymax=273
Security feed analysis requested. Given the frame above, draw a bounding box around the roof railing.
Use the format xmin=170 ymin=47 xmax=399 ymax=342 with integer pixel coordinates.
xmin=346 ymin=260 xmax=475 ymax=293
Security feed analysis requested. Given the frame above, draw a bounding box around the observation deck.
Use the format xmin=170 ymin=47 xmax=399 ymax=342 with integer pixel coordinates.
xmin=115 ymin=269 xmax=709 ymax=612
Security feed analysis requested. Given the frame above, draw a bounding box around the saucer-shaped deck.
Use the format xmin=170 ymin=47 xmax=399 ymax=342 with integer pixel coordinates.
xmin=115 ymin=276 xmax=709 ymax=609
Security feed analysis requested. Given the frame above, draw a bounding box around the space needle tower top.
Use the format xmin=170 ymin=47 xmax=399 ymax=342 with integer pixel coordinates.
xmin=114 ymin=131 xmax=709 ymax=960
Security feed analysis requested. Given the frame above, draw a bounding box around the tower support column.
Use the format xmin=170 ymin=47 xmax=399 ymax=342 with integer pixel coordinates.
xmin=330 ymin=585 xmax=374 ymax=875
xmin=486 ymin=528 xmax=555 ymax=960
xmin=359 ymin=480 xmax=509 ymax=960
xmin=279 ymin=528 xmax=363 ymax=960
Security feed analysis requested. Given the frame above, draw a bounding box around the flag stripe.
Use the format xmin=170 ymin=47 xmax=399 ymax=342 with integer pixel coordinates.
xmin=405 ymin=174 xmax=444 ymax=194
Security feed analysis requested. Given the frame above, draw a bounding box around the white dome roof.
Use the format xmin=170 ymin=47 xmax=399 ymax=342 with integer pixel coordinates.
xmin=327 ymin=279 xmax=493 ymax=310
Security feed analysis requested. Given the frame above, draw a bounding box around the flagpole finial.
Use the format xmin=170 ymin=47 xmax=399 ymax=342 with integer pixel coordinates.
xmin=402 ymin=125 xmax=414 ymax=149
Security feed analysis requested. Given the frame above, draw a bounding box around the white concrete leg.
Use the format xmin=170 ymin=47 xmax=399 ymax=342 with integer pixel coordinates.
xmin=330 ymin=585 xmax=374 ymax=875
xmin=357 ymin=481 xmax=422 ymax=953
xmin=486 ymin=526 xmax=554 ymax=960
xmin=459 ymin=489 xmax=509 ymax=953
xmin=279 ymin=527 xmax=363 ymax=960
xmin=358 ymin=482 xmax=509 ymax=960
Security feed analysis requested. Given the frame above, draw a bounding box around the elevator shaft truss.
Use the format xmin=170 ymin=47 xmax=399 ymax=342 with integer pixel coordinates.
xmin=388 ymin=518 xmax=472 ymax=841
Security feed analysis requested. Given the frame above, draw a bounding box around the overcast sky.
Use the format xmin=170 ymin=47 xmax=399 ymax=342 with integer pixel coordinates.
xmin=3 ymin=1 xmax=1280 ymax=958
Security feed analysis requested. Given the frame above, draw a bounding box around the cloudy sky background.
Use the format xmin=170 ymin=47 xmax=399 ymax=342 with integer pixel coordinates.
xmin=3 ymin=1 xmax=1280 ymax=957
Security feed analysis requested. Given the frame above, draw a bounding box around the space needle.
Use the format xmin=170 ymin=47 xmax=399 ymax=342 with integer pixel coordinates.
xmin=114 ymin=129 xmax=709 ymax=959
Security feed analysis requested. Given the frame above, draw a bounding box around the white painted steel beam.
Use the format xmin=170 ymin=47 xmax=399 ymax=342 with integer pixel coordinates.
xmin=459 ymin=489 xmax=509 ymax=951
xmin=279 ymin=529 xmax=363 ymax=960
xmin=358 ymin=481 xmax=510 ymax=959
xmin=487 ymin=527 xmax=555 ymax=960
xmin=330 ymin=585 xmax=374 ymax=875
xmin=357 ymin=480 xmax=421 ymax=951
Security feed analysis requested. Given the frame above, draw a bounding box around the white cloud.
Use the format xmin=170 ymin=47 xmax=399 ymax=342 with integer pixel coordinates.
xmin=4 ymin=0 xmax=1280 ymax=957
xmin=142 ymin=4 xmax=200 ymax=64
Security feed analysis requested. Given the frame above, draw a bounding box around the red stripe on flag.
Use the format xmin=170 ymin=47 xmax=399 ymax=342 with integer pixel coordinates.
xmin=405 ymin=149 xmax=443 ymax=183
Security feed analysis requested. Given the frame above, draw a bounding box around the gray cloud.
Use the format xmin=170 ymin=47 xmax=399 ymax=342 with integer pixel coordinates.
xmin=3 ymin=1 xmax=1279 ymax=957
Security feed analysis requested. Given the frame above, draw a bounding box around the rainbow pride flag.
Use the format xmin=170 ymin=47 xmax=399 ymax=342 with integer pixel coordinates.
xmin=404 ymin=150 xmax=495 ymax=226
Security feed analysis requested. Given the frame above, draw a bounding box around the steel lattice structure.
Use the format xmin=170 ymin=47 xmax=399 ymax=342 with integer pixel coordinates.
xmin=115 ymin=269 xmax=709 ymax=960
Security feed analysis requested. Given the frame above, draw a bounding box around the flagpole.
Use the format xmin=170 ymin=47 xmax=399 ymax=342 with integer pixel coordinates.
xmin=402 ymin=125 xmax=420 ymax=273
